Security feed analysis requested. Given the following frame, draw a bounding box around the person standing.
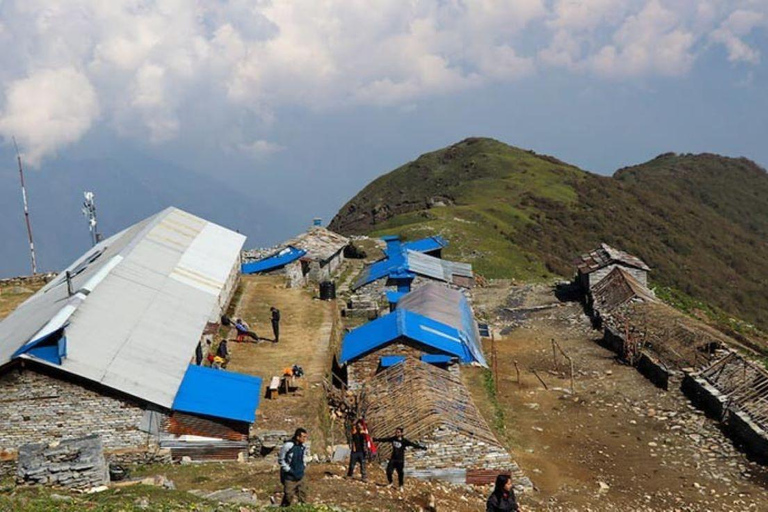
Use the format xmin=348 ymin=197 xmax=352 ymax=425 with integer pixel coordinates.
xmin=270 ymin=307 xmax=281 ymax=343
xmin=214 ymin=338 xmax=230 ymax=369
xmin=346 ymin=422 xmax=368 ymax=481
xmin=195 ymin=340 xmax=204 ymax=365
xmin=486 ymin=474 xmax=520 ymax=512
xmin=373 ymin=427 xmax=426 ymax=490
xmin=278 ymin=428 xmax=309 ymax=506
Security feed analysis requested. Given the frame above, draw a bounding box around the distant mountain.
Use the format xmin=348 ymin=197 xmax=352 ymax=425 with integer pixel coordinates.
xmin=330 ymin=138 xmax=768 ymax=331
xmin=0 ymin=154 xmax=285 ymax=278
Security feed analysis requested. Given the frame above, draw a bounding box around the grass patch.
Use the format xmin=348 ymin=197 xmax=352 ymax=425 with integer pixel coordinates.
xmin=483 ymin=369 xmax=506 ymax=437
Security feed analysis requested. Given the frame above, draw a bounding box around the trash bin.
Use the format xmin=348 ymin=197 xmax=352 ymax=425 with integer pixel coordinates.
xmin=319 ymin=281 xmax=336 ymax=300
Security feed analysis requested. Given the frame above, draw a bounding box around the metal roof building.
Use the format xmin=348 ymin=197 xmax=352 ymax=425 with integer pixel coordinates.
xmin=0 ymin=207 xmax=261 ymax=424
xmin=353 ymin=235 xmax=473 ymax=290
xmin=340 ymin=283 xmax=487 ymax=367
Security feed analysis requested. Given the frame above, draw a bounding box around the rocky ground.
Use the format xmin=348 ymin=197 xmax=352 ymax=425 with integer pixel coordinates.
xmin=466 ymin=281 xmax=768 ymax=511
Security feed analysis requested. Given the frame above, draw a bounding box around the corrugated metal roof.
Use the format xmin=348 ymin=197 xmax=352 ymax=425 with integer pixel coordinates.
xmin=241 ymin=246 xmax=306 ymax=274
xmin=339 ymin=308 xmax=483 ymax=365
xmin=396 ymin=283 xmax=486 ymax=366
xmin=353 ymin=246 xmax=473 ymax=290
xmin=172 ymin=365 xmax=262 ymax=423
xmin=0 ymin=207 xmax=248 ymax=416
xmin=576 ymin=243 xmax=651 ymax=274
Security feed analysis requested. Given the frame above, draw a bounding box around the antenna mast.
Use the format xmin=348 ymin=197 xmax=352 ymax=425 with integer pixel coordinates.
xmin=13 ymin=137 xmax=38 ymax=275
xmin=82 ymin=191 xmax=100 ymax=247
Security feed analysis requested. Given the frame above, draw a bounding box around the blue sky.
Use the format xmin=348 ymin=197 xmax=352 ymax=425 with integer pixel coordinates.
xmin=0 ymin=1 xmax=766 ymax=276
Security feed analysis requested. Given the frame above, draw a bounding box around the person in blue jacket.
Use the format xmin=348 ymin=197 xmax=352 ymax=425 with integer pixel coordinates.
xmin=278 ymin=428 xmax=309 ymax=506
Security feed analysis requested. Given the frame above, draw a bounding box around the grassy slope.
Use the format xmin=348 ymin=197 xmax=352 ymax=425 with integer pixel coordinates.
xmin=330 ymin=138 xmax=768 ymax=332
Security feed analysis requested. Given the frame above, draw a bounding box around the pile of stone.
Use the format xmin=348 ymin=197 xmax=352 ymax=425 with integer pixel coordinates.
xmin=17 ymin=434 xmax=108 ymax=489
xmin=250 ymin=430 xmax=288 ymax=457
xmin=344 ymin=293 xmax=380 ymax=318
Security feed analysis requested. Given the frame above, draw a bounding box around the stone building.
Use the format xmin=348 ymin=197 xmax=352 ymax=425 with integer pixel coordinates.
xmin=575 ymin=243 xmax=650 ymax=292
xmin=286 ymin=226 xmax=349 ymax=284
xmin=242 ymin=227 xmax=349 ymax=287
xmin=340 ymin=283 xmax=486 ymax=389
xmin=363 ymin=357 xmax=523 ymax=484
xmin=589 ymin=266 xmax=656 ymax=328
xmin=0 ymin=207 xmax=262 ymax=461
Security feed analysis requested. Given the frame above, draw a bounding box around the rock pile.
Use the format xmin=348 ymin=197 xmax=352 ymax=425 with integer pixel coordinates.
xmin=16 ymin=434 xmax=109 ymax=489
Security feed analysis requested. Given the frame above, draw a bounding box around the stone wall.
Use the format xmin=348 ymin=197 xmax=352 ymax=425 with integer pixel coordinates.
xmin=0 ymin=368 xmax=152 ymax=452
xmin=727 ymin=409 xmax=768 ymax=461
xmin=406 ymin=428 xmax=512 ymax=472
xmin=602 ymin=325 xmax=626 ymax=354
xmin=682 ymin=372 xmax=768 ymax=461
xmin=0 ymin=273 xmax=56 ymax=289
xmin=16 ymin=434 xmax=108 ymax=489
xmin=347 ymin=344 xmax=425 ymax=390
xmin=637 ymin=351 xmax=670 ymax=390
xmin=681 ymin=373 xmax=727 ymax=421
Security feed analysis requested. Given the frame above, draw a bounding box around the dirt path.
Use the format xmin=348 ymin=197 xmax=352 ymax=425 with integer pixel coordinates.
xmin=466 ymin=282 xmax=768 ymax=511
xmin=226 ymin=275 xmax=333 ymax=445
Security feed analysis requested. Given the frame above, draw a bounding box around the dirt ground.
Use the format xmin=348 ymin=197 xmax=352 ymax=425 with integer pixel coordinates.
xmin=225 ymin=274 xmax=336 ymax=450
xmin=0 ymin=281 xmax=44 ymax=320
xmin=465 ymin=282 xmax=768 ymax=512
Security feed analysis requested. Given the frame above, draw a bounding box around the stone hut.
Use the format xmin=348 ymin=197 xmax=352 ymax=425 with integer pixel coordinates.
xmin=286 ymin=226 xmax=349 ymax=284
xmin=340 ymin=283 xmax=486 ymax=389
xmin=363 ymin=357 xmax=522 ymax=484
xmin=589 ymin=266 xmax=656 ymax=328
xmin=575 ymin=243 xmax=650 ymax=292
xmin=0 ymin=208 xmax=262 ymax=462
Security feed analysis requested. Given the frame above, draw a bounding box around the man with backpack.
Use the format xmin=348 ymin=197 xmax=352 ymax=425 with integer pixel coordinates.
xmin=278 ymin=428 xmax=309 ymax=506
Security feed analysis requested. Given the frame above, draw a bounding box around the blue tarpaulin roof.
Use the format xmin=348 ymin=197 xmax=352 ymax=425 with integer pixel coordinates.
xmin=379 ymin=355 xmax=406 ymax=368
xmin=353 ymin=236 xmax=459 ymax=290
xmin=241 ymin=246 xmax=306 ymax=274
xmin=421 ymin=354 xmax=455 ymax=364
xmin=386 ymin=291 xmax=406 ymax=304
xmin=13 ymin=327 xmax=67 ymax=365
xmin=396 ymin=283 xmax=487 ymax=367
xmin=340 ymin=309 xmax=477 ymax=364
xmin=401 ymin=236 xmax=447 ymax=254
xmin=172 ymin=364 xmax=262 ymax=423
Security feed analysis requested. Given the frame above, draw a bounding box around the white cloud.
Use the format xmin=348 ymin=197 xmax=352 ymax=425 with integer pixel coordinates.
xmin=237 ymin=139 xmax=286 ymax=158
xmin=0 ymin=67 xmax=98 ymax=166
xmin=0 ymin=0 xmax=764 ymax=163
xmin=710 ymin=10 xmax=765 ymax=64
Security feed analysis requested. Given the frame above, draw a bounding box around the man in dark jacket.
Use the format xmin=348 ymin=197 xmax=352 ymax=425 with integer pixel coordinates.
xmin=270 ymin=307 xmax=281 ymax=343
xmin=346 ymin=422 xmax=368 ymax=481
xmin=373 ymin=427 xmax=426 ymax=490
xmin=278 ymin=428 xmax=309 ymax=506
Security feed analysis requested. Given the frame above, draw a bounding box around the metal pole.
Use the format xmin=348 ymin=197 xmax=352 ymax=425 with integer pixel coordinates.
xmin=13 ymin=137 xmax=37 ymax=274
xmin=82 ymin=191 xmax=99 ymax=247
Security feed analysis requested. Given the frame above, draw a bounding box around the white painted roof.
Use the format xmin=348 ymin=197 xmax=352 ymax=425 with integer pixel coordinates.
xmin=0 ymin=207 xmax=246 ymax=409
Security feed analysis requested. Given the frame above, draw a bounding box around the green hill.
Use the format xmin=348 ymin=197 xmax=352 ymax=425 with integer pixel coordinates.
xmin=330 ymin=138 xmax=768 ymax=332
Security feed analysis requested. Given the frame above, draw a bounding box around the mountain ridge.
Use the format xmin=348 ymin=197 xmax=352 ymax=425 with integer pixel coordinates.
xmin=330 ymin=137 xmax=768 ymax=332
